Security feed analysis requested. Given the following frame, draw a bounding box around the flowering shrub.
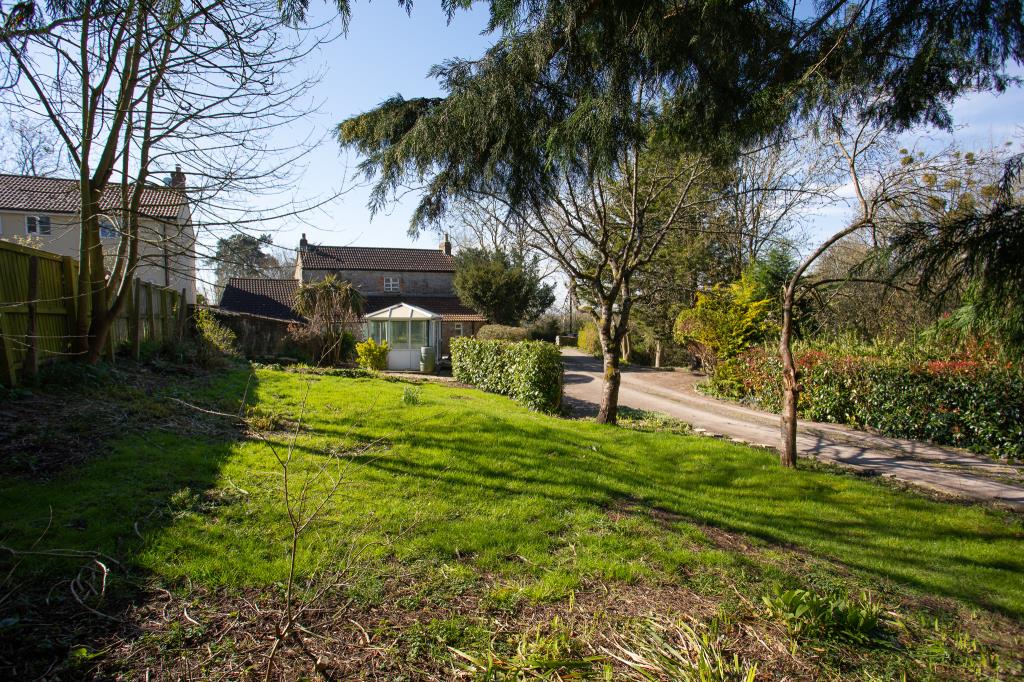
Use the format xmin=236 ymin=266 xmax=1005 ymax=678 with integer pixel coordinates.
xmin=451 ymin=338 xmax=563 ymax=412
xmin=355 ymin=338 xmax=389 ymax=371
xmin=709 ymin=344 xmax=1024 ymax=459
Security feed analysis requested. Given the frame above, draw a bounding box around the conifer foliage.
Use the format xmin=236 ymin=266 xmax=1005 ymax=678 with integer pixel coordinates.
xmin=338 ymin=0 xmax=1022 ymax=425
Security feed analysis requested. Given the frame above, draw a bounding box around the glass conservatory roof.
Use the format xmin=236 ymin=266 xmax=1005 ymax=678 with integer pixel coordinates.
xmin=363 ymin=302 xmax=441 ymax=320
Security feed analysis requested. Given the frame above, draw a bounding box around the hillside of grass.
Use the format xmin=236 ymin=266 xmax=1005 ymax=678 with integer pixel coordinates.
xmin=1 ymin=364 xmax=1022 ymax=679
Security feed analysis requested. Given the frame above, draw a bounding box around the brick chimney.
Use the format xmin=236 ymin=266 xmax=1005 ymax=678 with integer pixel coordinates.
xmin=440 ymin=232 xmax=452 ymax=256
xmin=299 ymin=233 xmax=309 ymax=251
xmin=169 ymin=164 xmax=186 ymax=188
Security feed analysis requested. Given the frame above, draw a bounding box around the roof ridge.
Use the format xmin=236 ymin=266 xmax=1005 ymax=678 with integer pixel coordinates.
xmin=0 ymin=172 xmax=183 ymax=189
xmin=227 ymin=277 xmax=298 ymax=282
xmin=312 ymin=244 xmax=449 ymax=253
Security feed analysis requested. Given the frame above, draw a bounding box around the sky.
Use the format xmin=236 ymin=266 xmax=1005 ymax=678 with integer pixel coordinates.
xmin=231 ymin=2 xmax=1023 ymax=256
xmin=242 ymin=1 xmax=496 ymax=254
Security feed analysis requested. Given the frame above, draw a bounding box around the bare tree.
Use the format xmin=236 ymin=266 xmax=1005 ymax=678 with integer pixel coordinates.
xmin=511 ymin=143 xmax=715 ymax=424
xmin=725 ymin=135 xmax=834 ymax=271
xmin=0 ymin=116 xmax=64 ymax=175
xmin=777 ymin=114 xmax=955 ymax=467
xmin=0 ymin=0 xmax=333 ymax=361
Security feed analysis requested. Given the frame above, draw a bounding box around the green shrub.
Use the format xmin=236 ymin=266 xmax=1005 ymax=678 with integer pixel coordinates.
xmin=355 ymin=338 xmax=390 ymax=371
xmin=710 ymin=343 xmax=1024 ymax=459
xmin=576 ymin=320 xmax=602 ymax=356
xmin=278 ymin=324 xmax=356 ymax=365
xmin=674 ymin=275 xmax=775 ymax=371
xmin=763 ymin=588 xmax=884 ymax=644
xmin=477 ymin=324 xmax=530 ymax=341
xmin=527 ymin=315 xmax=561 ymax=342
xmin=451 ymin=338 xmax=563 ymax=412
xmin=192 ymin=308 xmax=238 ymax=366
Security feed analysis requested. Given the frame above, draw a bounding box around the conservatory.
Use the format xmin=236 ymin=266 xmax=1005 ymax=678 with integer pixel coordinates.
xmin=364 ymin=303 xmax=442 ymax=371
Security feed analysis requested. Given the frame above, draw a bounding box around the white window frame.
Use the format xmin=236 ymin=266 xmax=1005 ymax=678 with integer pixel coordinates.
xmin=453 ymin=322 xmax=464 ymax=337
xmin=25 ymin=215 xmax=51 ymax=236
xmin=383 ymin=276 xmax=400 ymax=293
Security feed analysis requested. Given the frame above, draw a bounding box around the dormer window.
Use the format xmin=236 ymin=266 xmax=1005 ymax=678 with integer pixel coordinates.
xmin=384 ymin=276 xmax=400 ymax=293
xmin=26 ymin=215 xmax=51 ymax=236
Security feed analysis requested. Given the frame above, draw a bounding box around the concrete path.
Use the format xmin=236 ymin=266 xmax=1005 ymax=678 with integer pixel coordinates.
xmin=561 ymin=349 xmax=1024 ymax=511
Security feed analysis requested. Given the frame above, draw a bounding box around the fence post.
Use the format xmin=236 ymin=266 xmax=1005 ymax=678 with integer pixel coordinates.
xmin=23 ymin=256 xmax=39 ymax=381
xmin=161 ymin=288 xmax=171 ymax=343
xmin=60 ymin=256 xmax=77 ymax=355
xmin=176 ymin=288 xmax=188 ymax=342
xmin=105 ymin=321 xmax=116 ymax=363
xmin=146 ymin=282 xmax=155 ymax=343
xmin=0 ymin=312 xmax=16 ymax=388
xmin=130 ymin=278 xmax=142 ymax=360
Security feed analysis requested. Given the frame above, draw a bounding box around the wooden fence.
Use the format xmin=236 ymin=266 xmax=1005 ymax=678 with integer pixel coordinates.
xmin=0 ymin=240 xmax=185 ymax=387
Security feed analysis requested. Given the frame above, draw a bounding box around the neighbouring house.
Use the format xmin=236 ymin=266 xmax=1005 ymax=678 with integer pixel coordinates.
xmin=0 ymin=170 xmax=197 ymax=302
xmin=219 ymin=234 xmax=486 ymax=370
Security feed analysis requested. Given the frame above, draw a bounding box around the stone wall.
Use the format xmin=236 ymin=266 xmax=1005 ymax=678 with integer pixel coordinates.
xmin=209 ymin=308 xmax=295 ymax=359
xmin=302 ymin=268 xmax=455 ymax=296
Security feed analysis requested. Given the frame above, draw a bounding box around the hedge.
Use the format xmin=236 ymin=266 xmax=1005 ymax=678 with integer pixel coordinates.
xmin=477 ymin=324 xmax=530 ymax=341
xmin=710 ymin=345 xmax=1024 ymax=460
xmin=451 ymin=337 xmax=563 ymax=412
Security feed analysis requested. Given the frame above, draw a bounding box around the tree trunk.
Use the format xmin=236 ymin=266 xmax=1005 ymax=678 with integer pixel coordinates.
xmin=597 ymin=345 xmax=622 ymax=425
xmin=778 ymin=286 xmax=798 ymax=468
xmin=654 ymin=339 xmax=662 ymax=368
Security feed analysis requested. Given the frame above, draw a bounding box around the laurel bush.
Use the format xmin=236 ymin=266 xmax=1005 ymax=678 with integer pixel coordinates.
xmin=451 ymin=338 xmax=563 ymax=412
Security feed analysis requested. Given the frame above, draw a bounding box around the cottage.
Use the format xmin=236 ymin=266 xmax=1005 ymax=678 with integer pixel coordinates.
xmin=219 ymin=234 xmax=485 ymax=369
xmin=0 ymin=170 xmax=197 ymax=302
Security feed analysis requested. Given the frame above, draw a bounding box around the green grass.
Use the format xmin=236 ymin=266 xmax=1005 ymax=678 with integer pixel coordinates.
xmin=3 ymin=365 xmax=1023 ymax=623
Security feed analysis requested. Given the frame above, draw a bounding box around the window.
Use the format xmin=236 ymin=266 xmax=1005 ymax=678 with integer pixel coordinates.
xmin=368 ymin=321 xmax=386 ymax=343
xmin=26 ymin=215 xmax=51 ymax=236
xmin=410 ymin=320 xmax=429 ymax=347
xmin=383 ymin=276 xmax=400 ymax=292
xmin=453 ymin=322 xmax=464 ymax=337
xmin=99 ymin=217 xmax=119 ymax=239
xmin=389 ymin=320 xmax=409 ymax=348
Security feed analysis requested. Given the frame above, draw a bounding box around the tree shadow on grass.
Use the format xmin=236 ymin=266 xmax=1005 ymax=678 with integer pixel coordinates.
xmin=0 ymin=364 xmax=256 ymax=678
xmin=323 ymin=392 xmax=1024 ymax=619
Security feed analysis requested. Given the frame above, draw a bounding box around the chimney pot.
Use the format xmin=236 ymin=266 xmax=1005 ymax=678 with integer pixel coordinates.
xmin=169 ymin=164 xmax=186 ymax=188
xmin=299 ymin=233 xmax=309 ymax=251
xmin=440 ymin=232 xmax=452 ymax=256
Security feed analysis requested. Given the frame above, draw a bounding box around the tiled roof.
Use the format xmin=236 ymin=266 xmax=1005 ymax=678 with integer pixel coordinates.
xmin=218 ymin=278 xmax=486 ymax=323
xmin=364 ymin=295 xmax=486 ymax=322
xmin=219 ymin=278 xmax=301 ymax=321
xmin=300 ymin=245 xmax=455 ymax=272
xmin=0 ymin=173 xmax=186 ymax=219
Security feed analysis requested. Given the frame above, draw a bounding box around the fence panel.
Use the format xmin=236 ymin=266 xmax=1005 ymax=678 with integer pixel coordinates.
xmin=0 ymin=240 xmax=182 ymax=386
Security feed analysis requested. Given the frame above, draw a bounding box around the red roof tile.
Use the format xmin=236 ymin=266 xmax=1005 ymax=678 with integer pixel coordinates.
xmin=300 ymin=245 xmax=454 ymax=272
xmin=0 ymin=173 xmax=186 ymax=219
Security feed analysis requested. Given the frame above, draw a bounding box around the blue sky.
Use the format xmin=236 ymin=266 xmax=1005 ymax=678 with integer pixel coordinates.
xmin=246 ymin=1 xmax=495 ymax=253
xmin=255 ymin=2 xmax=1023 ymax=254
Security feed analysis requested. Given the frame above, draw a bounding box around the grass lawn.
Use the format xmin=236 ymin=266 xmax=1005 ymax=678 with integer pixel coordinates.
xmin=1 ymin=363 xmax=1022 ymax=679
